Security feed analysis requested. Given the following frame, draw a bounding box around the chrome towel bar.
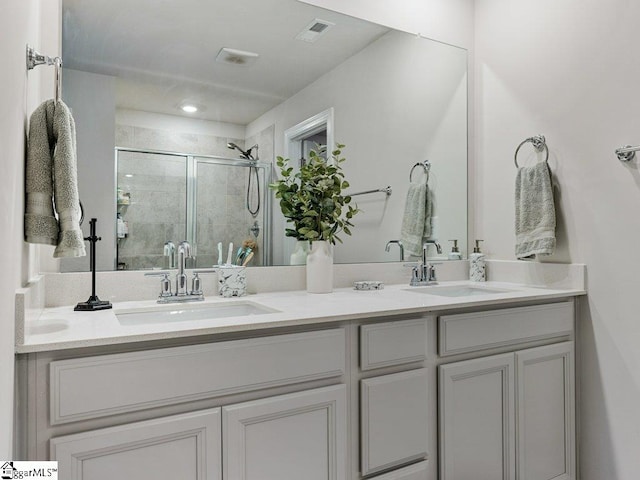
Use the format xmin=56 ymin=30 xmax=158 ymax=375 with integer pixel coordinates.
xmin=350 ymin=186 xmax=392 ymax=197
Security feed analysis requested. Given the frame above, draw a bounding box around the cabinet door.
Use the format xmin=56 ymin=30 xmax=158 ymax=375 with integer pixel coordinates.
xmin=223 ymin=384 xmax=347 ymax=480
xmin=50 ymin=409 xmax=221 ymax=480
xmin=361 ymin=369 xmax=429 ymax=476
xmin=439 ymin=353 xmax=515 ymax=480
xmin=516 ymin=342 xmax=575 ymax=480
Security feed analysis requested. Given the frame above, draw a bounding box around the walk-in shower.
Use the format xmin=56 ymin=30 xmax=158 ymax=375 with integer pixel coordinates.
xmin=115 ymin=147 xmax=271 ymax=270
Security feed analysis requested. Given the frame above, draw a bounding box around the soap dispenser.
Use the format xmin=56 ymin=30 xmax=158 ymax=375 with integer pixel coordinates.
xmin=469 ymin=240 xmax=486 ymax=282
xmin=448 ymin=239 xmax=462 ymax=260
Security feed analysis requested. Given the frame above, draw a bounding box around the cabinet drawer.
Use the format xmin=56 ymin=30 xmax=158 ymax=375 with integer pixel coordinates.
xmin=361 ymin=369 xmax=429 ymax=476
xmin=439 ymin=302 xmax=573 ymax=356
xmin=360 ymin=318 xmax=426 ymax=370
xmin=50 ymin=328 xmax=345 ymax=425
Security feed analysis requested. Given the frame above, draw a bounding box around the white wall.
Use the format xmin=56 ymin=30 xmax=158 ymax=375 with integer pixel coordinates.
xmin=0 ymin=0 xmax=58 ymax=458
xmin=473 ymin=1 xmax=640 ymax=478
xmin=116 ymin=109 xmax=245 ymax=140
xmin=250 ymin=30 xmax=467 ymax=265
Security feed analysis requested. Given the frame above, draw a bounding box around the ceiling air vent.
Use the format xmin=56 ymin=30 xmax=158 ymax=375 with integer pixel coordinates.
xmin=295 ymin=19 xmax=335 ymax=43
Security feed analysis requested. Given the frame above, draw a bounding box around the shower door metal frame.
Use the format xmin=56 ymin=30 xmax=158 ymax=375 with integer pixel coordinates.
xmin=115 ymin=147 xmax=272 ymax=268
xmin=188 ymin=154 xmax=272 ymax=267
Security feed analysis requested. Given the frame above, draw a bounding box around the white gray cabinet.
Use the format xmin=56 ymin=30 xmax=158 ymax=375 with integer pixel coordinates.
xmin=51 ymin=409 xmax=222 ymax=480
xmin=19 ymin=299 xmax=578 ymax=480
xmin=223 ymin=384 xmax=347 ymax=480
xmin=516 ymin=343 xmax=575 ymax=480
xmin=439 ymin=353 xmax=515 ymax=480
xmin=439 ymin=342 xmax=574 ymax=480
xmin=361 ymin=369 xmax=429 ymax=476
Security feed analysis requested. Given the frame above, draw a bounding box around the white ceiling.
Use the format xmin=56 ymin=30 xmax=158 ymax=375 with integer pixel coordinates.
xmin=62 ymin=0 xmax=389 ymax=124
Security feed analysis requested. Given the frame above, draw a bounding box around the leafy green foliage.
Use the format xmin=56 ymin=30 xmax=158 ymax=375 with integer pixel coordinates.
xmin=269 ymin=144 xmax=360 ymax=245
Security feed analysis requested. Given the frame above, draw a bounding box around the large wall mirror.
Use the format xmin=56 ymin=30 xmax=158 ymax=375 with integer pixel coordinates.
xmin=61 ymin=0 xmax=467 ymax=272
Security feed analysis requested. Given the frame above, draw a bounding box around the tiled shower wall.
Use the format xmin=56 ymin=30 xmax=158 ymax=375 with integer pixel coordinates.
xmin=115 ymin=124 xmax=274 ymax=270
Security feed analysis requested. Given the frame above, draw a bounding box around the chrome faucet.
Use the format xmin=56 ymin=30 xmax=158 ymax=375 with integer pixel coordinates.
xmin=176 ymin=241 xmax=192 ymax=296
xmin=145 ymin=241 xmax=216 ymax=303
xmin=407 ymin=241 xmax=441 ymax=286
xmin=423 ymin=240 xmax=442 ymax=257
xmin=164 ymin=241 xmax=176 ymax=269
xmin=385 ymin=240 xmax=405 ymax=261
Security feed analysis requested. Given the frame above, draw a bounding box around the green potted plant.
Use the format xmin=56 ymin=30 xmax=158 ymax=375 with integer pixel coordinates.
xmin=270 ymin=143 xmax=359 ymax=292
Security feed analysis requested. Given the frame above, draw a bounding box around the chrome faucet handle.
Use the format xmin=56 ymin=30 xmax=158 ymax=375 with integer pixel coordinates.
xmin=189 ymin=270 xmax=218 ymax=297
xmin=191 ymin=272 xmax=202 ymax=296
xmin=159 ymin=273 xmax=172 ymax=297
xmin=144 ymin=271 xmax=171 ymax=277
xmin=144 ymin=272 xmax=173 ymax=297
xmin=426 ymin=263 xmax=437 ymax=283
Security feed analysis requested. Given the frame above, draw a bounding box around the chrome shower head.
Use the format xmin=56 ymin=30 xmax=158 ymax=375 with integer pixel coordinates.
xmin=227 ymin=142 xmax=258 ymax=160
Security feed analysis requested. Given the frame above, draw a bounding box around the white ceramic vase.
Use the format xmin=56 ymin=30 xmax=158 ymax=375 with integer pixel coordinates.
xmin=306 ymin=240 xmax=333 ymax=294
xmin=290 ymin=240 xmax=309 ymax=265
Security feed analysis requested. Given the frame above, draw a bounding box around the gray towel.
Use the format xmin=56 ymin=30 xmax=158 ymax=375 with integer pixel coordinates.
xmin=515 ymin=161 xmax=556 ymax=259
xmin=400 ymin=180 xmax=433 ymax=257
xmin=25 ymin=100 xmax=86 ymax=258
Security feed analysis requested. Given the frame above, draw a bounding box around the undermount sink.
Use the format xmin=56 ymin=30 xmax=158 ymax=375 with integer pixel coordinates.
xmin=404 ymin=285 xmax=514 ymax=297
xmin=116 ymin=301 xmax=279 ymax=326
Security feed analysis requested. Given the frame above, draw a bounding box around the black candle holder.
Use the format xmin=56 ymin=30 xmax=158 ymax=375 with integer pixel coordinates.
xmin=75 ymin=218 xmax=112 ymax=311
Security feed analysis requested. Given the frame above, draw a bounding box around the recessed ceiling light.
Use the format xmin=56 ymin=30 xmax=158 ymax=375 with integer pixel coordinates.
xmin=125 ymin=174 xmax=133 ymax=178
xmin=180 ymin=104 xmax=198 ymax=113
xmin=216 ymin=48 xmax=260 ymax=66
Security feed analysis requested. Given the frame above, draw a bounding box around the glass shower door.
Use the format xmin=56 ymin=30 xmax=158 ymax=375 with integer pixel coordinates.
xmin=116 ymin=150 xmax=187 ymax=270
xmin=192 ymin=158 xmax=268 ymax=268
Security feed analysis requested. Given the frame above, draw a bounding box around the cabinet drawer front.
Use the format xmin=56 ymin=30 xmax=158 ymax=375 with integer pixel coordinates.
xmin=50 ymin=328 xmax=345 ymax=425
xmin=360 ymin=318 xmax=426 ymax=371
xmin=361 ymin=369 xmax=429 ymax=476
xmin=439 ymin=302 xmax=573 ymax=356
xmin=51 ymin=408 xmax=221 ymax=480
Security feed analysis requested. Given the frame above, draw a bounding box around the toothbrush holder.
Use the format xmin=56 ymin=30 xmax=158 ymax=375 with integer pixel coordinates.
xmin=217 ymin=265 xmax=247 ymax=297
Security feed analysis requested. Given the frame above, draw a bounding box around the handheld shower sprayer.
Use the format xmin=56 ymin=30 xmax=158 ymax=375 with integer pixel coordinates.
xmin=227 ymin=142 xmax=261 ymax=217
xmin=227 ymin=142 xmax=258 ymax=161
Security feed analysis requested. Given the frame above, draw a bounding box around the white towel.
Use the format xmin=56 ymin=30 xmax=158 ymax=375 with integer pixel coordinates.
xmin=25 ymin=100 xmax=86 ymax=258
xmin=400 ymin=180 xmax=433 ymax=257
xmin=515 ymin=161 xmax=556 ymax=259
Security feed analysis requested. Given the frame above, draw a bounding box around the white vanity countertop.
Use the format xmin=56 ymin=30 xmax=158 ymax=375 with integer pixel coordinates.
xmin=16 ymin=281 xmax=585 ymax=353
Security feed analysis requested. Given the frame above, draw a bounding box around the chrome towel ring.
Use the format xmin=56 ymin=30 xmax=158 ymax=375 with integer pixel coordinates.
xmin=26 ymin=44 xmax=63 ymax=102
xmin=410 ymin=160 xmax=430 ymax=182
xmin=514 ymin=135 xmax=549 ymax=168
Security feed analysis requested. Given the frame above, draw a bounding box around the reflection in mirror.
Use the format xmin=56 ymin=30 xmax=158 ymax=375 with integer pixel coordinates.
xmin=60 ymin=0 xmax=467 ymax=271
xmin=114 ymin=149 xmax=270 ymax=271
